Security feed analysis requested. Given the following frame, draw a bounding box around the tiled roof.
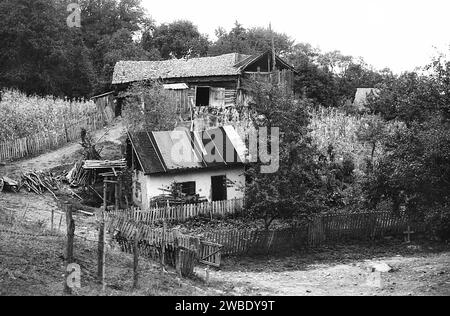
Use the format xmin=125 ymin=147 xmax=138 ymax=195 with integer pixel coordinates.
xmin=112 ymin=53 xmax=251 ymax=84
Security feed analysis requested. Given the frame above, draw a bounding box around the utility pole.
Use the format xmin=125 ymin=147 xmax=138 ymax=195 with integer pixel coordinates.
xmin=270 ymin=23 xmax=276 ymax=72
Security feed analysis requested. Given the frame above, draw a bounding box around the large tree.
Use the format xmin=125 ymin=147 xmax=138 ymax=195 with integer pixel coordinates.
xmin=0 ymin=0 xmax=91 ymax=97
xmin=142 ymin=20 xmax=209 ymax=59
xmin=208 ymin=22 xmax=294 ymax=57
xmin=243 ymin=79 xmax=326 ymax=229
xmin=364 ymin=56 xmax=450 ymax=239
xmin=0 ymin=0 xmax=150 ymax=97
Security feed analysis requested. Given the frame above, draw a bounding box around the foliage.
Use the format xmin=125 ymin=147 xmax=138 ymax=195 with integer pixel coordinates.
xmin=209 ymin=21 xmax=294 ymax=57
xmin=364 ymin=118 xmax=450 ymax=213
xmin=362 ymin=55 xmax=450 ymax=239
xmin=121 ymin=82 xmax=178 ymax=133
xmin=424 ymin=202 xmax=450 ymax=240
xmin=287 ymin=44 xmax=388 ymax=107
xmin=0 ymin=0 xmax=93 ymax=97
xmin=0 ymin=0 xmax=150 ymax=97
xmin=97 ymin=28 xmax=158 ymax=90
xmin=308 ymin=107 xmax=408 ymax=212
xmin=243 ymin=80 xmax=326 ymax=229
xmin=142 ymin=20 xmax=209 ymax=59
xmin=0 ymin=89 xmax=96 ymax=142
xmin=310 ymin=108 xmax=383 ymax=175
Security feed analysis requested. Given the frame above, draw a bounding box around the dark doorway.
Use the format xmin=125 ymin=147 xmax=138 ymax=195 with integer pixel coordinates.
xmin=211 ymin=175 xmax=227 ymax=202
xmin=115 ymin=98 xmax=123 ymax=117
xmin=196 ymin=87 xmax=210 ymax=107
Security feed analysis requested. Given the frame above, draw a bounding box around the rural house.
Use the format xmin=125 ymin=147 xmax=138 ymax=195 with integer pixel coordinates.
xmin=126 ymin=125 xmax=248 ymax=209
xmin=111 ymin=51 xmax=296 ymax=129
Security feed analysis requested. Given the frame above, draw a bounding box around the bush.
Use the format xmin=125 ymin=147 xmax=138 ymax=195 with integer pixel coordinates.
xmin=424 ymin=203 xmax=450 ymax=241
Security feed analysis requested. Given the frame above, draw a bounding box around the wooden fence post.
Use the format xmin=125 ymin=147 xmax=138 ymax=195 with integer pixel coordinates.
xmin=173 ymin=229 xmax=182 ymax=277
xmin=64 ymin=203 xmax=75 ymax=295
xmin=97 ymin=210 xmax=106 ymax=290
xmin=161 ymin=219 xmax=167 ymax=271
xmin=97 ymin=179 xmax=107 ymax=290
xmin=51 ymin=209 xmax=54 ymax=232
xmin=115 ymin=181 xmax=120 ymax=211
xmin=133 ymin=230 xmax=140 ymax=289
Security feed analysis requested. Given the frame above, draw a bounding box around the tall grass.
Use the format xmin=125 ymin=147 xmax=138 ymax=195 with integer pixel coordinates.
xmin=0 ymin=89 xmax=97 ymax=142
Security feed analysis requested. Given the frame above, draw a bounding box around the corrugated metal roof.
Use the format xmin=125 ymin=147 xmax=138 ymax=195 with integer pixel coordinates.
xmin=128 ymin=126 xmax=246 ymax=175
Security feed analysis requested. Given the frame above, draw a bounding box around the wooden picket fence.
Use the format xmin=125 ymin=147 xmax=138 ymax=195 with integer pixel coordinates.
xmin=203 ymin=211 xmax=425 ymax=256
xmin=108 ymin=198 xmax=245 ymax=224
xmin=0 ymin=112 xmax=107 ymax=162
xmin=104 ymin=208 xmax=426 ymax=268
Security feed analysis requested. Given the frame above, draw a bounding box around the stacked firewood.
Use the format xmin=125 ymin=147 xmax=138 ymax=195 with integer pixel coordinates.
xmin=83 ymin=159 xmax=127 ymax=170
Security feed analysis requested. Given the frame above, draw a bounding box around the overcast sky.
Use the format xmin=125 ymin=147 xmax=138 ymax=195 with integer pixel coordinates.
xmin=142 ymin=0 xmax=450 ymax=73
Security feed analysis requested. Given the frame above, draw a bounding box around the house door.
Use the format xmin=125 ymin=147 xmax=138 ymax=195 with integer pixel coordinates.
xmin=211 ymin=175 xmax=227 ymax=202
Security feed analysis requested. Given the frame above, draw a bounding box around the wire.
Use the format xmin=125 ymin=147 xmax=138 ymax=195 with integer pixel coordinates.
xmin=0 ymin=228 xmax=61 ymax=238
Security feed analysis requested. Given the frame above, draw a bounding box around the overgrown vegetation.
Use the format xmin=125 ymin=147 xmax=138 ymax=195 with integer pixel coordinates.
xmin=121 ymin=82 xmax=178 ymax=133
xmin=1 ymin=0 xmax=449 ymax=241
xmin=0 ymin=89 xmax=96 ymax=141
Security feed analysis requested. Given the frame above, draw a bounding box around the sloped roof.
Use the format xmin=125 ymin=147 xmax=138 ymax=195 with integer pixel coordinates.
xmin=128 ymin=126 xmax=247 ymax=175
xmin=353 ymin=88 xmax=380 ymax=108
xmin=113 ymin=53 xmax=251 ymax=85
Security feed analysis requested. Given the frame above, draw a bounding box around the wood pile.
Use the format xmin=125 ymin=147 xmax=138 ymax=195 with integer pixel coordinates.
xmin=66 ymin=161 xmax=95 ymax=187
xmin=83 ymin=159 xmax=126 ymax=170
xmin=20 ymin=172 xmax=59 ymax=198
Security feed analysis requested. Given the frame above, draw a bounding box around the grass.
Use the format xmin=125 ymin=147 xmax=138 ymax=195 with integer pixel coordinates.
xmin=0 ymin=205 xmax=233 ymax=296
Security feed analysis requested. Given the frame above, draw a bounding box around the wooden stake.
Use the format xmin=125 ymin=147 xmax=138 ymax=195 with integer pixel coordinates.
xmin=51 ymin=209 xmax=54 ymax=232
xmin=173 ymin=229 xmax=182 ymax=277
xmin=161 ymin=219 xmax=167 ymax=271
xmin=98 ymin=179 xmax=107 ymax=290
xmin=64 ymin=203 xmax=75 ymax=295
xmin=58 ymin=213 xmax=63 ymax=232
xmin=133 ymin=230 xmax=139 ymax=289
xmin=115 ymin=181 xmax=119 ymax=211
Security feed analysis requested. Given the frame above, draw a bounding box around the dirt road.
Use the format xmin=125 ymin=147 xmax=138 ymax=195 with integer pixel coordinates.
xmin=0 ymin=119 xmax=126 ymax=178
xmin=210 ymin=245 xmax=450 ymax=296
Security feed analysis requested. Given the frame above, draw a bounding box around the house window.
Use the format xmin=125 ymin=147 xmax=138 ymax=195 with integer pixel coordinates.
xmin=196 ymin=87 xmax=210 ymax=107
xmin=180 ymin=181 xmax=196 ymax=197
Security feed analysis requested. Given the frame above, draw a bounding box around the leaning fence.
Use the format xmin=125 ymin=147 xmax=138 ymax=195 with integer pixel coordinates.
xmin=104 ymin=209 xmax=426 ymax=264
xmin=0 ymin=112 xmax=108 ymax=162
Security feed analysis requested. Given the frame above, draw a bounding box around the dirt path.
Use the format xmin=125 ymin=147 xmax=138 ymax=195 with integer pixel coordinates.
xmin=210 ymin=247 xmax=450 ymax=296
xmin=0 ymin=119 xmax=126 ymax=179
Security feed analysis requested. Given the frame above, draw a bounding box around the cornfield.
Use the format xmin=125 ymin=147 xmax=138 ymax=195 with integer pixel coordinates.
xmin=308 ymin=107 xmax=404 ymax=173
xmin=0 ymin=89 xmax=97 ymax=142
